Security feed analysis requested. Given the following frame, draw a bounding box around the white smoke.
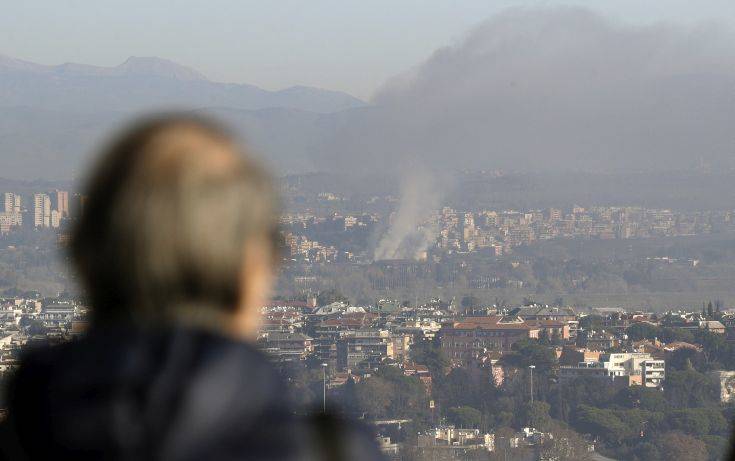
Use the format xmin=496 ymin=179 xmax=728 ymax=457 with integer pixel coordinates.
xmin=373 ymin=169 xmax=440 ymax=261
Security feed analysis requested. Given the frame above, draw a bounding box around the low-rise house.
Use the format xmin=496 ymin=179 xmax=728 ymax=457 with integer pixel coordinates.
xmin=392 ymin=319 xmax=442 ymax=340
xmin=580 ymin=330 xmax=621 ymax=351
xmin=558 ymin=347 xmax=602 ymax=366
xmin=376 ymin=437 xmax=399 ymax=457
xmin=259 ymin=332 xmax=313 ymax=362
xmin=417 ymin=426 xmax=495 ymax=453
xmin=403 ymin=363 xmax=433 ymax=393
xmin=661 ymin=341 xmax=702 ymax=359
xmin=631 ymin=339 xmax=664 ymax=358
xmin=698 ymin=320 xmax=726 ymax=334
xmin=669 ymin=315 xmax=726 ymax=335
xmin=329 ymin=371 xmax=361 ymax=387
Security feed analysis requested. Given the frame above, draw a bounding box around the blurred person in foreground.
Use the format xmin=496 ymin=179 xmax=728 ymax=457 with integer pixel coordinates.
xmin=0 ymin=115 xmax=384 ymax=461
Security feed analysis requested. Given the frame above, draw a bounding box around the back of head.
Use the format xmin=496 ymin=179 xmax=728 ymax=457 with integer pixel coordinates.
xmin=70 ymin=114 xmax=279 ymax=327
xmin=2 ymin=114 xmax=386 ymax=461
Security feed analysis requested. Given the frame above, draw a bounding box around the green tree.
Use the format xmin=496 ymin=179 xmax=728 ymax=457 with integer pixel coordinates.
xmin=578 ymin=315 xmax=603 ymax=331
xmin=668 ymin=407 xmax=729 ymax=437
xmin=504 ymin=338 xmax=557 ymax=374
xmin=668 ymin=409 xmax=712 ymax=436
xmin=355 ymin=377 xmax=392 ymax=418
xmin=669 ymin=347 xmax=706 ymax=372
xmin=25 ymin=319 xmax=47 ymax=336
xmin=365 ymin=366 xmax=430 ymax=421
xmin=631 ymin=441 xmax=661 ymax=461
xmin=436 ymin=368 xmax=470 ymax=408
xmin=446 ymin=406 xmax=482 ymax=428
xmin=538 ymin=329 xmax=551 ymax=345
xmin=664 ymin=369 xmax=717 ymax=408
xmin=410 ymin=338 xmax=448 ymax=377
xmin=701 ymin=435 xmax=729 ymax=461
xmin=614 ymin=408 xmax=664 ymax=438
xmin=539 ymin=424 xmax=593 ymax=461
xmin=658 ymin=327 xmax=695 ymax=344
xmin=656 ymin=431 xmax=708 ymax=461
xmin=613 ymin=386 xmax=669 ymax=413
xmin=519 ymin=401 xmax=552 ymax=431
xmin=491 ymin=411 xmax=514 ymax=428
xmin=625 ymin=322 xmax=659 ymax=341
xmin=550 ymin=377 xmax=618 ymax=423
xmin=573 ymin=405 xmax=632 ymax=445
xmin=694 ymin=330 xmax=735 ymax=369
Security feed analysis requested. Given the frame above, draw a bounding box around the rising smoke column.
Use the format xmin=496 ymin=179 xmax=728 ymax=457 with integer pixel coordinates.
xmin=373 ymin=169 xmax=440 ymax=261
xmin=330 ymin=6 xmax=735 ymax=260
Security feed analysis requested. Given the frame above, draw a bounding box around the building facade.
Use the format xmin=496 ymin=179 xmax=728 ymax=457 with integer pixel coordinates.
xmin=559 ymin=352 xmax=665 ymax=388
xmin=33 ymin=193 xmax=51 ymax=228
xmin=439 ymin=316 xmax=539 ymax=365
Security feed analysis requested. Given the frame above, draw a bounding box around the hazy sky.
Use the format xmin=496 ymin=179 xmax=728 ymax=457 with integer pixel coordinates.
xmin=3 ymin=0 xmax=735 ymax=99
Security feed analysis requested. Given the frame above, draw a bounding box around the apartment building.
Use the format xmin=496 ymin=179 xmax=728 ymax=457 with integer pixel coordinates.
xmin=559 ymin=352 xmax=665 ymax=387
xmin=336 ymin=329 xmax=394 ymax=371
xmin=439 ymin=316 xmax=540 ymax=365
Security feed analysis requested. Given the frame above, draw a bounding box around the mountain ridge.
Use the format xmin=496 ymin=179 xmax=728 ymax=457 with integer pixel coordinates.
xmin=0 ymin=55 xmax=208 ymax=80
xmin=0 ymin=54 xmax=366 ymax=114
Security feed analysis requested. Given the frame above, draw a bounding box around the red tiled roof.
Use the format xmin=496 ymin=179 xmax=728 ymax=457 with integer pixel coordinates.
xmin=448 ymin=316 xmax=535 ymax=331
xmin=526 ymin=319 xmax=567 ymax=327
xmin=663 ymin=341 xmax=702 ymax=352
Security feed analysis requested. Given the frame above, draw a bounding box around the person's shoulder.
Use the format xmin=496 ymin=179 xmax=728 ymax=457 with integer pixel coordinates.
xmin=6 ymin=337 xmax=72 ymax=394
xmin=9 ymin=332 xmax=104 ymax=392
xmin=305 ymin=413 xmax=386 ymax=461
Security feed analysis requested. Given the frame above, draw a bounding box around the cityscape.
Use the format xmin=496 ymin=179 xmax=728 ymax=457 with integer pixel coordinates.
xmin=1 ymin=185 xmax=734 ymax=460
xmin=281 ymin=204 xmax=735 ymax=263
xmin=1 ymin=269 xmax=733 ymax=459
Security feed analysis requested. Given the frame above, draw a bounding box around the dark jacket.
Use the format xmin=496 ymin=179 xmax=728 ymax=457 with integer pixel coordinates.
xmin=0 ymin=325 xmax=385 ymax=461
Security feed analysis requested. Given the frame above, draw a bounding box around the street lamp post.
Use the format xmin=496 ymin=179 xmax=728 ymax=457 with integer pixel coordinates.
xmin=529 ymin=365 xmax=536 ymax=404
xmin=321 ymin=363 xmax=328 ymax=413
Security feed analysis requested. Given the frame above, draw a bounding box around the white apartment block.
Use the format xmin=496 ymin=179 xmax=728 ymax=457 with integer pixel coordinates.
xmin=34 ymin=193 xmax=51 ymax=228
xmin=1 ymin=193 xmax=23 ymax=233
xmin=3 ymin=193 xmax=21 ymax=214
xmin=51 ymin=210 xmax=62 ymax=228
xmin=559 ymin=352 xmax=665 ymax=387
xmin=0 ymin=213 xmax=21 ymax=234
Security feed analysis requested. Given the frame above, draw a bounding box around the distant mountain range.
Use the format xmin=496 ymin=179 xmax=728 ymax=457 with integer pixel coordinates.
xmin=0 ymin=55 xmax=369 ymax=179
xmin=0 ymin=55 xmax=365 ymax=114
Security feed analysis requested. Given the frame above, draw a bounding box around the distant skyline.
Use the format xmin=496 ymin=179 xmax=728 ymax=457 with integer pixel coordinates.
xmin=3 ymin=0 xmax=735 ymax=99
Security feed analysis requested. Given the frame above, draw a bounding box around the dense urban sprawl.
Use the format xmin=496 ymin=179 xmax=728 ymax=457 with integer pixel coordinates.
xmin=1 ymin=293 xmax=733 ymax=460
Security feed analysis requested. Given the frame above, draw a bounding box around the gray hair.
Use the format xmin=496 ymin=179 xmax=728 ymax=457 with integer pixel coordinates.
xmin=71 ymin=114 xmax=280 ymax=325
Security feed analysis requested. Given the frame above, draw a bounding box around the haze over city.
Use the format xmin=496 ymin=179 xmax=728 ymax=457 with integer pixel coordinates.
xmin=2 ymin=2 xmax=735 ymax=181
xmin=2 ymin=3 xmax=735 ymax=461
